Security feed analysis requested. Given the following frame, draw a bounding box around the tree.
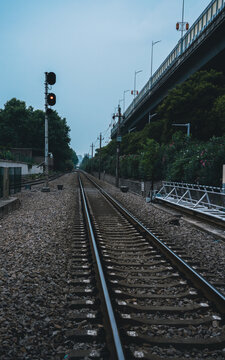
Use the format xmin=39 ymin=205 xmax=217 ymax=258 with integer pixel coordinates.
xmin=212 ymin=94 xmax=225 ymax=134
xmin=157 ymin=70 xmax=225 ymax=143
xmin=80 ymin=154 xmax=91 ymax=171
xmin=0 ymin=98 xmax=31 ymax=147
xmin=139 ymin=139 xmax=160 ymax=182
xmin=0 ymin=98 xmax=76 ymax=171
xmin=70 ymin=148 xmax=79 ymax=167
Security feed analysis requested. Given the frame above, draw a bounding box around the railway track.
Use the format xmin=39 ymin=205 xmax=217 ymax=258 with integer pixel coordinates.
xmin=61 ymin=172 xmax=225 ymax=359
xmin=20 ymin=172 xmax=66 ymax=188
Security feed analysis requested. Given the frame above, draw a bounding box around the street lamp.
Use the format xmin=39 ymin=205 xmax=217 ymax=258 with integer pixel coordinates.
xmin=150 ymin=40 xmax=161 ymax=88
xmin=123 ymin=90 xmax=130 ymax=113
xmin=128 ymin=127 xmax=136 ymax=133
xmin=172 ymin=123 xmax=190 ymax=136
xmin=148 ymin=113 xmax=157 ymax=124
xmin=134 ymin=69 xmax=142 ymax=101
xmin=119 ymin=98 xmax=123 ymax=108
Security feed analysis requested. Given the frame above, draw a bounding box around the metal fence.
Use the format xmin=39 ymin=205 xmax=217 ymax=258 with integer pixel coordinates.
xmin=156 ymin=181 xmax=225 ymax=221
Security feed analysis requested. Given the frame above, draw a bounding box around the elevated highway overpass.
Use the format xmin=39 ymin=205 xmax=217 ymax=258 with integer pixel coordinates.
xmin=111 ymin=0 xmax=225 ymax=138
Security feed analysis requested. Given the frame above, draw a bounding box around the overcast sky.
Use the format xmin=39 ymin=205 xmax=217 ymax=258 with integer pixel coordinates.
xmin=1 ymin=0 xmax=211 ymax=156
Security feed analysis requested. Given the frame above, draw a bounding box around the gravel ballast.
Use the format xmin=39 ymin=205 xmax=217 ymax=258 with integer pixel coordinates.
xmin=0 ymin=171 xmax=224 ymax=359
xmin=0 ymin=173 xmax=76 ymax=359
xmin=93 ymin=175 xmax=225 ymax=294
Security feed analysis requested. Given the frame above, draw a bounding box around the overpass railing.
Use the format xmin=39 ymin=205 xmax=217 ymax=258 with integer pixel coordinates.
xmin=112 ymin=0 xmax=225 ymax=137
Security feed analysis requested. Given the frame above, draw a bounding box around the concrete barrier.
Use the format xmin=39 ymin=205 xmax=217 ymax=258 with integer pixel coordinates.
xmin=0 ymin=197 xmax=21 ymax=218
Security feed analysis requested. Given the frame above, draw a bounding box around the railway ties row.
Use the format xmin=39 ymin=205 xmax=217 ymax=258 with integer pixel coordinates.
xmin=60 ymin=184 xmax=109 ymax=359
xmin=78 ymin=173 xmax=225 ymax=359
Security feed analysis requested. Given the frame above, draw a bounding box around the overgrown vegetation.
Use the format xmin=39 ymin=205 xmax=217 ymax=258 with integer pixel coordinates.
xmin=81 ymin=70 xmax=225 ymax=186
xmin=0 ymin=98 xmax=78 ymax=171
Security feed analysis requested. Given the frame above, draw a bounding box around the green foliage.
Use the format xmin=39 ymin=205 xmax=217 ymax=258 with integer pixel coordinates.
xmin=162 ymin=133 xmax=225 ymax=186
xmin=82 ymin=70 xmax=225 ymax=187
xmin=120 ymin=154 xmax=141 ymax=179
xmin=212 ymin=94 xmax=225 ymax=134
xmin=0 ymin=149 xmax=15 ymax=161
xmin=0 ymin=98 xmax=76 ymax=171
xmin=70 ymin=148 xmax=79 ymax=167
xmin=157 ymin=69 xmax=225 ymax=143
xmin=139 ymin=139 xmax=160 ymax=181
xmin=80 ymin=155 xmax=92 ymax=172
xmin=121 ymin=132 xmax=143 ymax=155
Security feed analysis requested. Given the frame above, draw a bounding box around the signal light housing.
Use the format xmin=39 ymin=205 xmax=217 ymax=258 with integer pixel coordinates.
xmin=46 ymin=108 xmax=53 ymax=115
xmin=47 ymin=93 xmax=56 ymax=106
xmin=47 ymin=72 xmax=56 ymax=85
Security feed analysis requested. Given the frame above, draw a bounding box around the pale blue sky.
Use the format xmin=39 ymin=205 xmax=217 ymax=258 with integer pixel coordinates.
xmin=0 ymin=0 xmax=211 ymax=156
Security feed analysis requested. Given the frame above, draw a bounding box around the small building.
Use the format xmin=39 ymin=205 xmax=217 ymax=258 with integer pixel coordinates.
xmin=10 ymin=148 xmax=54 ymax=169
xmin=0 ymin=159 xmax=43 ymax=176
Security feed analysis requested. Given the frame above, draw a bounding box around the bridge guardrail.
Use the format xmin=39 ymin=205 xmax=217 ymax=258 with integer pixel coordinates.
xmin=112 ymin=0 xmax=225 ymax=137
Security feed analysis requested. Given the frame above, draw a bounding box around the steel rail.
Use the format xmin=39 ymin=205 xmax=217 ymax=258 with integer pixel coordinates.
xmin=78 ymin=175 xmax=125 ymax=360
xmin=83 ymin=173 xmax=225 ymax=315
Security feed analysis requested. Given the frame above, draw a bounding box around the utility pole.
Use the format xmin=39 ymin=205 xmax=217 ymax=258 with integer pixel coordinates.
xmin=90 ymin=142 xmax=95 ymax=174
xmin=98 ymin=133 xmax=103 ymax=180
xmin=91 ymin=143 xmax=95 ymax=158
xmin=113 ymin=105 xmax=122 ymax=188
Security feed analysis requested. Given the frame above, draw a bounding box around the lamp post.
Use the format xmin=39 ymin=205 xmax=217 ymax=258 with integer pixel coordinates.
xmin=134 ymin=70 xmax=142 ymax=100
xmin=148 ymin=113 xmax=157 ymax=124
xmin=181 ymin=0 xmax=185 ymax=39
xmin=172 ymin=123 xmax=190 ymax=136
xmin=123 ymin=90 xmax=130 ymax=113
xmin=176 ymin=0 xmax=189 ymax=53
xmin=150 ymin=40 xmax=161 ymax=88
xmin=119 ymin=98 xmax=123 ymax=108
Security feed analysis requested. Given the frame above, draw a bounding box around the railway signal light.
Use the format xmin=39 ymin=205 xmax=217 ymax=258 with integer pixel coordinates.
xmin=47 ymin=93 xmax=56 ymax=106
xmin=47 ymin=72 xmax=56 ymax=85
xmin=46 ymin=108 xmax=53 ymax=115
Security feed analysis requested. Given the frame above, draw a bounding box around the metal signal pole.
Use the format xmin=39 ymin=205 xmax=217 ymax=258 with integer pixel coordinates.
xmin=42 ymin=71 xmax=56 ymax=192
xmin=44 ymin=72 xmax=50 ymax=191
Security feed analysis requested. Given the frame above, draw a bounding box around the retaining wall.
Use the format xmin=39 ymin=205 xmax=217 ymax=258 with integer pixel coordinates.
xmin=93 ymin=172 xmax=162 ymax=196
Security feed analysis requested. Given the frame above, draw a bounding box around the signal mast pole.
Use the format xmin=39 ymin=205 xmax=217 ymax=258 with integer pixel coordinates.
xmin=42 ymin=71 xmax=56 ymax=192
xmin=44 ymin=72 xmax=49 ymax=190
